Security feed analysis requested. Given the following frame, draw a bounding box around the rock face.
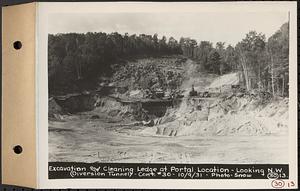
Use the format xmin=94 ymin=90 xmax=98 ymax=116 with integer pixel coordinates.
xmin=94 ymin=97 xmax=181 ymax=121
xmin=141 ymin=100 xmax=174 ymax=118
xmin=48 ymin=97 xmax=64 ymax=120
xmin=49 ymin=97 xmax=62 ymax=114
xmin=111 ymin=56 xmax=186 ymax=92
xmin=55 ymin=94 xmax=98 ymax=113
xmin=51 ymin=92 xmax=180 ymax=122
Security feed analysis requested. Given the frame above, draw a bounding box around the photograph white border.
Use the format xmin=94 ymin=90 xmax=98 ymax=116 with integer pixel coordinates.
xmin=36 ymin=2 xmax=298 ymax=189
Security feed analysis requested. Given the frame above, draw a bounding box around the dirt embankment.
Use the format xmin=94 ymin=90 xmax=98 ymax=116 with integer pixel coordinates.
xmin=138 ymin=94 xmax=288 ymax=137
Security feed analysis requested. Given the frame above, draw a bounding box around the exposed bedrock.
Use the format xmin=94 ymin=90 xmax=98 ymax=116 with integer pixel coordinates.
xmin=54 ymin=94 xmax=97 ymax=113
xmin=51 ymin=93 xmax=182 ymax=121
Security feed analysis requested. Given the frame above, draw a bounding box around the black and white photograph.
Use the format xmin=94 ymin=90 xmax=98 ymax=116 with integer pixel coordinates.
xmin=47 ymin=7 xmax=291 ymax=166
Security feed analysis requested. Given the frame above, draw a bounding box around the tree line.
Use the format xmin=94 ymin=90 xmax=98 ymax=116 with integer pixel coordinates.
xmin=180 ymin=22 xmax=289 ymax=97
xmin=49 ymin=22 xmax=289 ymax=97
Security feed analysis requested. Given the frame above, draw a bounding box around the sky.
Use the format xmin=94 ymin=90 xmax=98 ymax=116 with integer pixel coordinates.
xmin=48 ymin=12 xmax=288 ymax=46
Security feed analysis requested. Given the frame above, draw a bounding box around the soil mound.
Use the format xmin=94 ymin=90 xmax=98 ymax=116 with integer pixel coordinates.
xmin=140 ymin=95 xmax=288 ymax=137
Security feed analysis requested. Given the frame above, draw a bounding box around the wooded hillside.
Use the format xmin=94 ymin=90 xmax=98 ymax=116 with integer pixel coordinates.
xmin=180 ymin=22 xmax=289 ymax=96
xmin=48 ymin=23 xmax=289 ymax=97
xmin=48 ymin=32 xmax=182 ymax=95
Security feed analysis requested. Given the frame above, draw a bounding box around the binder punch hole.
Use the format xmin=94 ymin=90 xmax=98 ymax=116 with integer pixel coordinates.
xmin=13 ymin=145 xmax=23 ymax=154
xmin=13 ymin=41 xmax=22 ymax=50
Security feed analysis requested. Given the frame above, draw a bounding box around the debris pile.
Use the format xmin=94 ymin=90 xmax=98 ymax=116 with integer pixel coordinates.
xmin=111 ymin=57 xmax=185 ymax=92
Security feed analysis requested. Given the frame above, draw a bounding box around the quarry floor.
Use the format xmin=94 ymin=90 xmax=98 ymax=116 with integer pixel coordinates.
xmin=49 ymin=114 xmax=288 ymax=164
